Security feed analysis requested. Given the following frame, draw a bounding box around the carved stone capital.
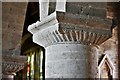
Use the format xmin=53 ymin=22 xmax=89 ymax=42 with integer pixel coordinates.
xmin=28 ymin=11 xmax=112 ymax=47
xmin=2 ymin=55 xmax=27 ymax=75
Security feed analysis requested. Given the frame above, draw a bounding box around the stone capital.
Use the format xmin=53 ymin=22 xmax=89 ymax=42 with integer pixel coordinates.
xmin=2 ymin=55 xmax=27 ymax=75
xmin=28 ymin=11 xmax=112 ymax=47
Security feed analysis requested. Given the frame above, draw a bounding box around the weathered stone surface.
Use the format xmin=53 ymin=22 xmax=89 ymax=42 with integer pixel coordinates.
xmin=2 ymin=55 xmax=27 ymax=75
xmin=28 ymin=11 xmax=112 ymax=48
xmin=96 ymin=27 xmax=119 ymax=78
xmin=2 ymin=2 xmax=28 ymax=55
xmin=88 ymin=46 xmax=98 ymax=78
xmin=2 ymin=2 xmax=28 ymax=79
xmin=1 ymin=1 xmax=119 ymax=79
xmin=107 ymin=2 xmax=119 ymax=19
xmin=46 ymin=44 xmax=90 ymax=78
xmin=28 ymin=2 xmax=113 ymax=78
xmin=66 ymin=2 xmax=107 ymax=18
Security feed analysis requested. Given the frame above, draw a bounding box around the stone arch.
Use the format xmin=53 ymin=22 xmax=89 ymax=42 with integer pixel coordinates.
xmin=98 ymin=54 xmax=115 ymax=79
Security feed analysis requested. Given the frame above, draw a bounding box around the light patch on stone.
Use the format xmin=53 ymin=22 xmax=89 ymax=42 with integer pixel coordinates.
xmin=56 ymin=0 xmax=66 ymax=12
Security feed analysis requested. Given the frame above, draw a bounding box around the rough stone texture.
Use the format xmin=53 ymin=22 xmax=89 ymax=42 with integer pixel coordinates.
xmin=107 ymin=2 xmax=120 ymax=79
xmin=2 ymin=2 xmax=28 ymax=79
xmin=118 ymin=10 xmax=120 ymax=80
xmin=88 ymin=46 xmax=98 ymax=78
xmin=2 ymin=55 xmax=27 ymax=75
xmin=107 ymin=2 xmax=119 ymax=19
xmin=2 ymin=1 xmax=119 ymax=79
xmin=116 ymin=3 xmax=120 ymax=79
xmin=45 ymin=44 xmax=90 ymax=78
xmin=0 ymin=2 xmax=2 ymax=80
xmin=97 ymin=27 xmax=118 ymax=78
xmin=2 ymin=2 xmax=28 ymax=55
xmin=28 ymin=2 xmax=114 ymax=78
xmin=1 ymin=1 xmax=119 ymax=79
xmin=66 ymin=2 xmax=107 ymax=19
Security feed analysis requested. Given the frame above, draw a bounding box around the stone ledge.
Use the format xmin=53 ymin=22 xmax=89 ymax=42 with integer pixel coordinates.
xmin=28 ymin=12 xmax=58 ymax=34
xmin=28 ymin=11 xmax=112 ymax=34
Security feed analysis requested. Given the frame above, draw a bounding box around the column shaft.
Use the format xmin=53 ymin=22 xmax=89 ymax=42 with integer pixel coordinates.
xmin=45 ymin=43 xmax=90 ymax=78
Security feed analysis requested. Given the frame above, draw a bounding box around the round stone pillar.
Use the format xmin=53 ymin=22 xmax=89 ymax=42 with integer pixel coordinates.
xmin=45 ymin=44 xmax=89 ymax=78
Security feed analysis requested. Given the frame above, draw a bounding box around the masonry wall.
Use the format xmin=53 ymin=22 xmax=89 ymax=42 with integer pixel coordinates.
xmin=66 ymin=2 xmax=119 ymax=78
xmin=2 ymin=2 xmax=28 ymax=55
xmin=97 ymin=27 xmax=118 ymax=78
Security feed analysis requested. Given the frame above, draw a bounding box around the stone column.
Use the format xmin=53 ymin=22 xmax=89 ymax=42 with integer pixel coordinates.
xmin=46 ymin=44 xmax=89 ymax=78
xmin=28 ymin=13 xmax=111 ymax=78
xmin=28 ymin=2 xmax=112 ymax=78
